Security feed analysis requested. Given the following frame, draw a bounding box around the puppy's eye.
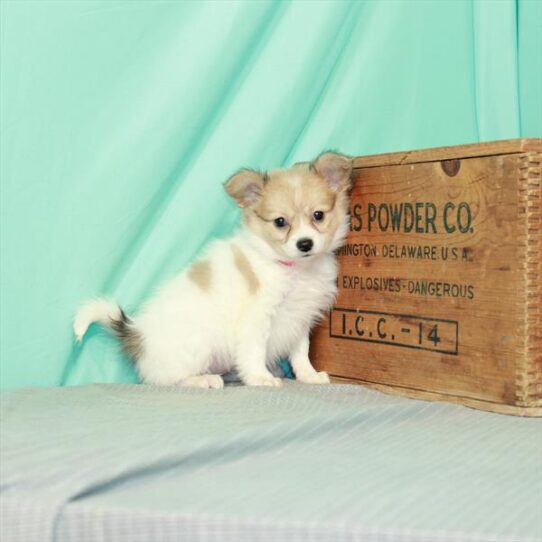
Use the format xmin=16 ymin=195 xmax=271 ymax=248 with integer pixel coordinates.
xmin=313 ymin=211 xmax=325 ymax=222
xmin=274 ymin=217 xmax=287 ymax=228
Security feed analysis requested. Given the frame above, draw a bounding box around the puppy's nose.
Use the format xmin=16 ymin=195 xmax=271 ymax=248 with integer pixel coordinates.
xmin=296 ymin=238 xmax=313 ymax=253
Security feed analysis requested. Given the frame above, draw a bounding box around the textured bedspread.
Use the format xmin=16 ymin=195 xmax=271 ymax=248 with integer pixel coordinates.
xmin=1 ymin=382 xmax=541 ymax=542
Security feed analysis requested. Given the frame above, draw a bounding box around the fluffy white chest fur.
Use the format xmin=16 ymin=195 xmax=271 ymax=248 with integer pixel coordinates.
xmin=134 ymin=231 xmax=337 ymax=386
xmin=75 ymin=152 xmax=352 ymax=389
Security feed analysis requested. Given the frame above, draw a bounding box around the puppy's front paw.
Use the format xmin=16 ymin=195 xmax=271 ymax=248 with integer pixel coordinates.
xmin=244 ymin=374 xmax=283 ymax=387
xmin=296 ymin=370 xmax=330 ymax=384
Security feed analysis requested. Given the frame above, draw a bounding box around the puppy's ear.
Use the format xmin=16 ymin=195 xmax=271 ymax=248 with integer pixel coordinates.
xmin=224 ymin=169 xmax=266 ymax=208
xmin=312 ymin=152 xmax=353 ymax=192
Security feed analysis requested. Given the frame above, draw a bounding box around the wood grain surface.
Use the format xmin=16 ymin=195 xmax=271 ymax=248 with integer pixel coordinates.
xmin=311 ymin=139 xmax=542 ymax=416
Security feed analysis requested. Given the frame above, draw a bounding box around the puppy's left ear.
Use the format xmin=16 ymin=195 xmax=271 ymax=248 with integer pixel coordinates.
xmin=312 ymin=152 xmax=353 ymax=192
xmin=224 ymin=169 xmax=266 ymax=208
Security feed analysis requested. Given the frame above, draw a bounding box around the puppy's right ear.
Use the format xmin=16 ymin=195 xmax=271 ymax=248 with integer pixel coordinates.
xmin=224 ymin=169 xmax=266 ymax=208
xmin=312 ymin=151 xmax=353 ymax=193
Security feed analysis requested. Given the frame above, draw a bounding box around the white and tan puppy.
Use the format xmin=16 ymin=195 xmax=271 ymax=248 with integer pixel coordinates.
xmin=74 ymin=152 xmax=352 ymax=388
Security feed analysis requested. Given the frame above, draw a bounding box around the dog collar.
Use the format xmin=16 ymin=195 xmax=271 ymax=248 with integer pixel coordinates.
xmin=278 ymin=259 xmax=295 ymax=267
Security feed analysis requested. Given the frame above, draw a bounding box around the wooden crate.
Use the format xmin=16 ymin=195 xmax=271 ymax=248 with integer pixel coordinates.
xmin=310 ymin=139 xmax=542 ymax=416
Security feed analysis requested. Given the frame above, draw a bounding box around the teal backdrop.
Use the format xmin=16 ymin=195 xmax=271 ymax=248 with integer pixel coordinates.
xmin=1 ymin=0 xmax=541 ymax=389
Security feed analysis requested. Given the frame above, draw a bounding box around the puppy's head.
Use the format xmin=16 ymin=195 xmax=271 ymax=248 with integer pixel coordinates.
xmin=224 ymin=152 xmax=352 ymax=261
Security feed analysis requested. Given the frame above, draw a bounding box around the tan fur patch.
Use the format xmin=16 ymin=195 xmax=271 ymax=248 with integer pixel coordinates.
xmin=241 ymin=158 xmax=351 ymax=258
xmin=188 ymin=260 xmax=211 ymax=292
xmin=232 ymin=245 xmax=259 ymax=294
xmin=258 ymin=170 xmax=335 ymax=220
xmin=246 ymin=169 xmax=335 ymax=240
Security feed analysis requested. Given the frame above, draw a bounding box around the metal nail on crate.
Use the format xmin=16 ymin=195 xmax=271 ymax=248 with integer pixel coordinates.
xmin=310 ymin=139 xmax=542 ymax=416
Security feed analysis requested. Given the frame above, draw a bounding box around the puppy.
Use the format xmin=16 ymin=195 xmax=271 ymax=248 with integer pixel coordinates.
xmin=74 ymin=152 xmax=352 ymax=388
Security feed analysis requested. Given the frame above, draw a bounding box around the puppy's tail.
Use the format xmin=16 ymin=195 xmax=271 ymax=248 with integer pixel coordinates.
xmin=73 ymin=298 xmax=143 ymax=361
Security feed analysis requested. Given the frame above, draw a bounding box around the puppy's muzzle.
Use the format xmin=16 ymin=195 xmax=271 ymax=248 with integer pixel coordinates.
xmin=296 ymin=238 xmax=313 ymax=253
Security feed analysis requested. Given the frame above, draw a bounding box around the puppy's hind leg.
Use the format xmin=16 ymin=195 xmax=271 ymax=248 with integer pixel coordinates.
xmin=179 ymin=375 xmax=224 ymax=389
xmin=137 ymin=346 xmax=222 ymax=388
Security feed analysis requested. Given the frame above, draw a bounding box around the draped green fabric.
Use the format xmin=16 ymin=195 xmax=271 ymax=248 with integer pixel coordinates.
xmin=1 ymin=0 xmax=541 ymax=389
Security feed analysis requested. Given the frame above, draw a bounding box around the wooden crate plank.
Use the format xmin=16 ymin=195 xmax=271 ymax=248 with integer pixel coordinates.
xmin=311 ymin=139 xmax=542 ymax=416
